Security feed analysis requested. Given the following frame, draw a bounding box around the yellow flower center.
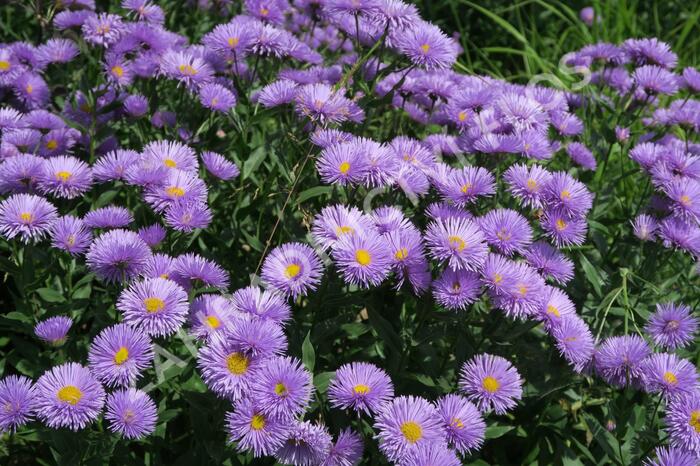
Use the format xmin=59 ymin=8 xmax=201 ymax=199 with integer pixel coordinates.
xmin=494 ymin=273 xmax=503 ymax=284
xmin=144 ymin=297 xmax=165 ymax=313
xmin=690 ymin=410 xmax=700 ymax=433
xmin=285 ymin=263 xmax=301 ymax=278
xmin=355 ymin=249 xmax=372 ymax=266
xmin=163 ymin=158 xmax=177 ymax=168
xmin=274 ymin=382 xmax=288 ymax=396
xmin=46 ymin=139 xmax=58 ymax=150
xmin=681 ymin=194 xmax=691 ymax=206
xmin=518 ymin=284 xmax=527 ymax=296
xmin=206 ymin=315 xmax=221 ymax=328
xmin=260 ymin=7 xmax=269 ymax=15
xmin=339 ymin=161 xmax=351 ymax=174
xmin=336 ymin=225 xmax=354 ymax=236
xmin=55 ymin=171 xmax=72 ymax=181
xmin=166 ymin=186 xmax=185 ymax=197
xmin=395 ymin=247 xmax=409 ymax=261
xmin=482 ymin=376 xmax=500 ymax=393
xmin=0 ymin=60 xmax=10 ymax=71
xmin=420 ymin=44 xmax=430 ymax=53
xmin=57 ymin=385 xmax=83 ymax=405
xmin=448 ymin=235 xmax=466 ymax=252
xmin=458 ymin=111 xmax=467 ymax=122
xmin=496 ymin=228 xmax=511 ymax=241
xmin=451 ymin=417 xmax=464 ymax=429
xmin=226 ymin=352 xmax=249 ymax=375
xmin=111 ymin=65 xmax=124 ymax=78
xmin=179 ymin=64 xmax=198 ymax=76
xmin=663 ymin=371 xmax=678 ymax=384
xmin=526 ymin=178 xmax=537 ymax=190
xmin=114 ymin=346 xmax=129 ymax=365
xmin=250 ymin=414 xmax=266 ymax=430
xmin=26 ymin=84 xmax=33 ymax=94
xmin=546 ymin=304 xmax=560 ymax=317
xmin=452 ymin=281 xmax=461 ymax=292
xmin=555 ymin=219 xmax=567 ymax=231
xmin=227 ymin=37 xmax=239 ymax=48
xmin=400 ymin=421 xmax=423 ymax=443
xmin=461 ymin=183 xmax=472 ymax=194
xmin=560 ymin=190 xmax=571 ymax=200
xmin=352 ymin=384 xmax=370 ymax=395
xmin=123 ymin=409 xmax=135 ymax=423
xmin=20 ymin=212 xmax=32 ymax=223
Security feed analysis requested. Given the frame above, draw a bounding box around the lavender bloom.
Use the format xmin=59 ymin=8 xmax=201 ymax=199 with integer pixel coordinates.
xmin=14 ymin=72 xmax=50 ymax=109
xmin=105 ymin=388 xmax=157 ymax=439
xmin=86 ymin=229 xmax=152 ymax=283
xmin=123 ymin=94 xmax=149 ymax=117
xmin=436 ymin=394 xmax=485 ymax=454
xmin=439 ymin=166 xmax=496 ymax=206
xmin=142 ymin=139 xmax=199 ymax=172
xmin=643 ymin=446 xmax=698 ymax=466
xmin=199 ymin=83 xmax=237 ymax=112
xmin=0 ymin=154 xmax=44 ymax=194
xmin=256 ymin=79 xmax=298 ymax=107
xmin=459 ymin=353 xmax=523 ymax=414
xmin=38 ymin=155 xmax=93 ymax=199
xmin=633 ymin=65 xmax=679 ymax=96
xmin=332 ymin=232 xmax=392 ymax=288
xmin=645 ymin=302 xmax=698 ymax=350
xmin=401 ymin=443 xmax=461 ymax=466
xmin=295 ymin=84 xmax=359 ymax=125
xmin=88 ymin=323 xmax=154 ymax=388
xmin=34 ymin=316 xmax=73 ymax=346
xmin=83 ymin=206 xmax=133 ymax=229
xmin=328 ymin=362 xmax=394 ymax=415
xmin=117 ymin=277 xmax=189 ymax=338
xmin=143 ymin=168 xmax=207 ymax=213
xmin=82 ymin=13 xmax=125 ymax=46
xmin=250 ymin=356 xmax=313 ymax=419
xmin=594 ymin=335 xmax=651 ymax=388
xmin=0 ymin=194 xmax=57 ymax=243
xmin=322 ymin=429 xmax=364 ymax=466
xmin=231 ymin=286 xmax=291 ymax=324
xmin=551 ymin=314 xmax=595 ymax=373
xmin=226 ymin=398 xmax=289 ymax=457
xmin=523 ymin=240 xmax=574 ymax=284
xmin=275 ymin=421 xmax=333 ymax=466
xmin=171 ymin=253 xmax=229 ymax=289
xmin=311 ymin=204 xmax=376 ymax=250
xmin=159 ymin=50 xmax=213 ymax=90
xmin=201 ymin=151 xmax=239 ymax=180
xmin=632 ymin=214 xmax=659 ymax=241
xmin=537 ymin=286 xmax=576 ymax=331
xmin=541 ymin=208 xmax=588 ymax=247
xmin=666 ymin=391 xmax=700 ymax=455
xmin=641 ymin=353 xmax=699 ymax=398
xmin=317 ymin=141 xmax=370 ymax=186
xmin=93 ymin=149 xmax=140 ymax=182
xmin=138 ymin=224 xmax=167 ymax=248
xmin=0 ymin=375 xmax=36 ymax=432
xmin=478 ymin=208 xmax=533 ymax=256
xmin=432 ymin=268 xmax=481 ymax=311
xmin=623 ymin=38 xmax=677 ymax=69
xmin=394 ymin=22 xmax=457 ymax=70
xmin=374 ymin=395 xmax=445 ymax=462
xmin=579 ymin=7 xmax=596 ymax=26
xmin=424 ymin=217 xmax=488 ymax=271
xmin=188 ymin=294 xmax=238 ymax=342
xmin=37 ymin=38 xmax=79 ymax=65
xmin=35 ymin=363 xmax=105 ymax=431
xmin=165 ymin=201 xmax=212 ymax=232
xmin=567 ymin=142 xmax=597 ymax=171
xmin=504 ymin=163 xmax=552 ymax=208
xmin=543 ymin=171 xmax=593 ymax=217
xmin=261 ymin=242 xmax=324 ymax=298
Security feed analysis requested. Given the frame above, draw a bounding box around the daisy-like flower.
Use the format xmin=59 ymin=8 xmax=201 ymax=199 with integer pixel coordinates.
xmin=250 ymin=356 xmax=313 ymax=419
xmin=566 ymin=142 xmax=597 ymax=171
xmin=633 ymin=65 xmax=679 ymax=96
xmin=117 ymin=277 xmax=189 ymax=338
xmin=142 ymin=139 xmax=199 ymax=172
xmin=256 ymin=79 xmax=299 ymax=108
xmin=224 ymin=316 xmax=287 ymax=358
xmin=35 ymin=363 xmax=105 ymax=431
xmin=440 ymin=166 xmax=496 ymax=206
xmin=0 ymin=154 xmax=44 ymax=194
xmin=171 ymin=252 xmax=229 ymax=289
xmin=435 ymin=394 xmax=485 ymax=454
xmin=138 ymin=224 xmax=167 ymax=248
xmin=317 ymin=141 xmax=370 ymax=186
xmin=82 ymin=13 xmax=125 ymax=46
xmin=38 ymin=155 xmax=93 ymax=199
xmin=226 ymin=397 xmax=289 ymax=457
xmin=497 ymin=93 xmax=548 ymax=133
xmin=401 ymin=443 xmax=461 ymax=466
xmin=594 ymin=335 xmax=651 ymax=388
xmin=643 ymin=446 xmax=698 ymax=466
xmin=537 ymin=286 xmax=576 ymax=331
xmin=385 ymin=227 xmax=431 ymax=294
xmin=665 ymin=178 xmax=700 ymax=221
xmin=294 ymin=84 xmax=357 ymax=126
xmin=105 ymin=388 xmax=157 ymax=440
xmin=34 ymin=316 xmax=72 ymax=346
xmin=260 ymin=242 xmax=324 ymax=298
xmin=274 ymin=420 xmax=333 ymax=466
xmin=0 ymin=375 xmax=36 ymax=432
xmin=641 ymin=353 xmax=699 ymax=398
xmin=14 ymin=72 xmax=50 ymax=109
xmin=143 ymin=168 xmax=208 ymax=213
xmin=123 ymin=94 xmax=149 ymax=117
xmin=36 ymin=38 xmax=79 ymax=66
xmin=86 ymin=229 xmax=152 ymax=283
xmin=543 ymin=171 xmax=593 ymax=217
xmin=88 ymin=324 xmax=153 ymax=388
xmin=374 ymin=395 xmax=445 ymax=463
xmin=394 ymin=22 xmax=457 ymax=70
xmin=50 ymin=215 xmax=92 ymax=255
xmin=0 ymin=193 xmax=57 ymax=243
xmin=491 ymin=260 xmax=546 ymax=319
xmin=551 ymin=314 xmax=595 ymax=373
xmin=83 ymin=205 xmax=133 ymax=229
xmin=623 ymin=38 xmax=677 ymax=68
xmin=231 ymin=286 xmax=291 ymax=324
xmin=323 ymin=429 xmax=364 ymax=466
xmin=504 ymin=163 xmax=552 ymax=209
xmin=478 ymin=208 xmax=533 ymax=256
xmin=459 ymin=353 xmax=523 ymax=414
xmin=523 ymin=240 xmax=574 ymax=284
xmin=632 ymin=214 xmax=659 ymax=241
xmin=540 ymin=207 xmax=588 ymax=247
xmin=332 ymin=232 xmax=392 ymax=288
xmin=93 ymin=149 xmax=140 ymax=182
xmin=424 ymin=216 xmax=488 ymax=271
xmin=666 ymin=391 xmax=700 ymax=455
xmin=645 ymin=302 xmax=698 ymax=350
xmin=310 ymin=129 xmax=354 ymax=149
xmin=328 ymin=362 xmax=394 ymax=415
xmin=432 ymin=268 xmax=481 ymax=311
xmin=165 ymin=201 xmax=212 ymax=232
xmin=201 ymin=21 xmax=255 ymax=59
xmin=159 ymin=49 xmax=213 ymax=90
xmin=199 ymin=83 xmax=237 ymax=113
xmin=311 ymin=204 xmax=376 ymax=250
xmin=188 ymin=293 xmax=239 ymax=341
xmin=201 ymin=151 xmax=240 ymax=180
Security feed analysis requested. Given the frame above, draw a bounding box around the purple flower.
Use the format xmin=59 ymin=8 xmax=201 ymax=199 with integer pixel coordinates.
xmin=159 ymin=50 xmax=213 ymax=90
xmin=543 ymin=171 xmax=593 ymax=217
xmin=322 ymin=429 xmax=364 ymax=466
xmin=117 ymin=277 xmax=189 ymax=337
xmin=633 ymin=65 xmax=679 ymax=96
xmin=93 ymin=149 xmax=140 ymax=182
xmin=311 ymin=204 xmax=376 ymax=250
xmin=226 ymin=397 xmax=289 ymax=457
xmin=0 ymin=193 xmax=57 ymax=243
xmin=105 ymin=388 xmax=157 ymax=439
xmin=143 ymin=168 xmax=207 ymax=213
xmin=666 ymin=391 xmax=700 ymax=455
xmin=138 ymin=224 xmax=167 ymax=248
xmin=86 ymin=229 xmax=152 ymax=283
xmin=438 ymin=165 xmax=496 ymax=206
xmin=540 ymin=207 xmax=588 ymax=247
xmin=328 ymin=362 xmax=394 ymax=415
xmin=478 ymin=208 xmax=533 ymax=256
xmin=579 ymin=7 xmax=596 ymax=26
xmin=567 ymin=142 xmax=597 ymax=171
xmin=385 ymin=227 xmax=431 ymax=294
xmin=643 ymin=446 xmax=698 ymax=466
xmin=632 ymin=214 xmax=658 ymax=241
xmin=202 ymin=22 xmax=255 ymax=59
xmin=250 ymin=356 xmax=313 ymax=419
xmin=317 ymin=141 xmax=370 ymax=186
xmin=50 ymin=215 xmax=92 ymax=255
xmin=537 ymin=286 xmax=576 ymax=331
xmin=498 ymin=93 xmax=548 ymax=133
xmin=35 ymin=363 xmax=105 ymax=431
xmin=523 ymin=240 xmax=574 ymax=284
xmin=224 ymin=316 xmax=287 ymax=358
xmin=645 ymin=302 xmax=698 ymax=350
xmin=123 ymin=94 xmax=149 ymax=117
xmin=201 ymin=151 xmax=239 ymax=180
xmin=88 ymin=323 xmax=154 ymax=388
xmin=82 ymin=14 xmax=124 ymax=46
xmin=401 ymin=443 xmax=461 ymax=466
xmin=623 ymin=38 xmax=677 ymax=69
xmin=0 ymin=154 xmax=44 ymax=194
xmin=165 ymin=201 xmax=212 ymax=232
xmin=504 ymin=163 xmax=552 ymax=208
xmin=374 ymin=395 xmax=445 ymax=463
xmin=83 ymin=205 xmax=133 ymax=229
xmin=199 ymin=83 xmax=237 ymax=112
xmin=459 ymin=353 xmax=523 ymax=414
xmin=594 ymin=335 xmax=651 ymax=388
xmin=294 ymin=84 xmax=359 ymax=125
xmin=551 ymin=314 xmax=595 ymax=373
xmin=231 ymin=286 xmax=291 ymax=324
xmin=142 ymin=139 xmax=199 ymax=172
xmin=665 ymin=178 xmax=700 ymax=221
xmin=332 ymin=231 xmax=392 ymax=287
xmin=256 ymin=79 xmax=298 ymax=107
xmin=38 ymin=155 xmax=93 ymax=199
xmin=14 ymin=72 xmax=50 ymax=109
xmin=0 ymin=375 xmax=36 ymax=432
xmin=34 ymin=316 xmax=73 ymax=346
xmin=424 ymin=216 xmax=488 ymax=271
xmin=261 ymin=242 xmax=324 ymax=298
xmin=641 ymin=353 xmax=699 ymax=398
xmin=683 ymin=67 xmax=700 ymax=93
xmin=274 ymin=420 xmax=332 ymax=466
xmin=171 ymin=252 xmax=229 ymax=289
xmin=432 ymin=268 xmax=481 ymax=311
xmin=435 ymin=394 xmax=485 ymax=454
xmin=37 ymin=38 xmax=79 ymax=65
xmin=394 ymin=22 xmax=457 ymax=70
xmin=188 ymin=293 xmax=239 ymax=342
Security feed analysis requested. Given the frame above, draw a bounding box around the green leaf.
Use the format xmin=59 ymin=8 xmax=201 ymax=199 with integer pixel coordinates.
xmin=302 ymin=331 xmax=315 ymax=372
xmin=313 ymin=371 xmax=335 ymax=393
xmin=71 ymin=285 xmax=92 ymax=300
xmin=35 ymin=287 xmax=66 ymax=303
xmin=94 ymin=189 xmax=118 ymax=208
xmin=578 ymin=252 xmax=604 ymax=297
xmin=297 ymin=186 xmax=333 ymax=204
xmin=243 ymin=147 xmax=266 ymax=180
xmin=485 ymin=424 xmax=515 ymax=439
